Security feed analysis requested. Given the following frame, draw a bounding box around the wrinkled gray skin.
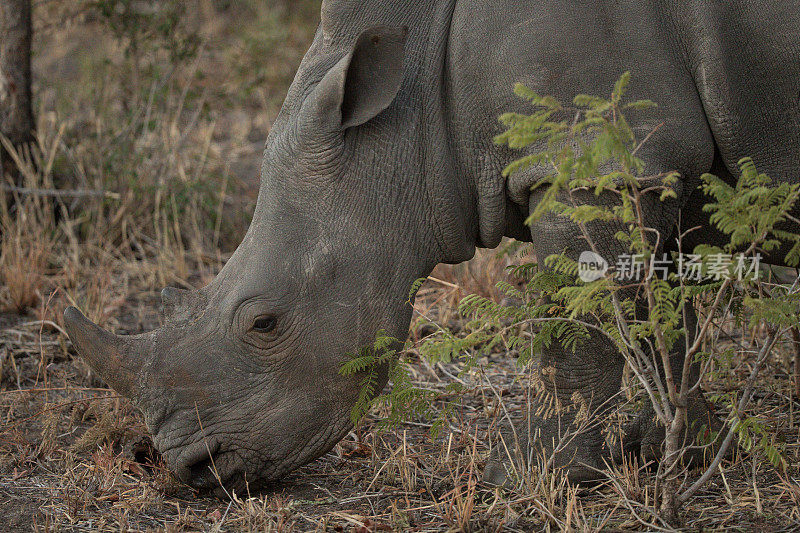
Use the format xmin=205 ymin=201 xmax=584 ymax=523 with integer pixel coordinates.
xmin=64 ymin=0 xmax=800 ymax=493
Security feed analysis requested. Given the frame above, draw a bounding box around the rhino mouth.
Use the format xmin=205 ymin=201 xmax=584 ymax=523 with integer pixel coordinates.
xmin=170 ymin=437 xmax=241 ymax=491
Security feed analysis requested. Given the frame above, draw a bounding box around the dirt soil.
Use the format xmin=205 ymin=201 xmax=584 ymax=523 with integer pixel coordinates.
xmin=2 ymin=279 xmax=800 ymax=531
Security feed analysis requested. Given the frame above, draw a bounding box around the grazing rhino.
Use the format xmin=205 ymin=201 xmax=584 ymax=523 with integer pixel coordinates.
xmin=64 ymin=0 xmax=800 ymax=492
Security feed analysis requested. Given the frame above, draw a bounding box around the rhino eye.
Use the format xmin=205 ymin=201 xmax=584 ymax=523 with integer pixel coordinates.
xmin=252 ymin=316 xmax=277 ymax=333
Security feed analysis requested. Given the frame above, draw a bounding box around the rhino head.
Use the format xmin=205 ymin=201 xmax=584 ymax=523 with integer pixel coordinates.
xmin=64 ymin=19 xmax=461 ymax=493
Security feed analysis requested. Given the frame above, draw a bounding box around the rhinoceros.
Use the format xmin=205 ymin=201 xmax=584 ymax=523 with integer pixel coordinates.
xmin=64 ymin=0 xmax=800 ymax=492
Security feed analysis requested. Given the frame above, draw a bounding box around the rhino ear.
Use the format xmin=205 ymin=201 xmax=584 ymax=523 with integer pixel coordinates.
xmin=313 ymin=25 xmax=407 ymax=130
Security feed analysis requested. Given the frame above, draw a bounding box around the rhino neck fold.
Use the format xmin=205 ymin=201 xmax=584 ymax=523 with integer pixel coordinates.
xmin=415 ymin=0 xmax=479 ymax=264
xmin=324 ymin=0 xmax=475 ymax=265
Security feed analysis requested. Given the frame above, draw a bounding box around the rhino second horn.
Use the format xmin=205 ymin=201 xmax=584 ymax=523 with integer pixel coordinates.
xmin=161 ymin=287 xmax=188 ymax=315
xmin=63 ymin=306 xmax=146 ymax=398
xmin=160 ymin=287 xmax=204 ymax=324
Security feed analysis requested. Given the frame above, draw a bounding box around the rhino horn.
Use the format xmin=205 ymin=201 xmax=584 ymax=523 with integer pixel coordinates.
xmin=64 ymin=306 xmax=150 ymax=398
xmin=160 ymin=287 xmax=205 ymax=324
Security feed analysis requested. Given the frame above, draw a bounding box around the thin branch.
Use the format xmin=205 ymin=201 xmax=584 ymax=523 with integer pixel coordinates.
xmin=678 ymin=328 xmax=781 ymax=503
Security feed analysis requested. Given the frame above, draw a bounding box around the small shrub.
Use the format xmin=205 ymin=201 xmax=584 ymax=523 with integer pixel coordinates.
xmin=345 ymin=73 xmax=798 ymax=526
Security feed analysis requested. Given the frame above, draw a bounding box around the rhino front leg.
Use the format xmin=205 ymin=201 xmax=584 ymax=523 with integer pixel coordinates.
xmin=483 ymin=187 xmax=719 ymax=486
xmin=483 ymin=327 xmax=624 ymax=486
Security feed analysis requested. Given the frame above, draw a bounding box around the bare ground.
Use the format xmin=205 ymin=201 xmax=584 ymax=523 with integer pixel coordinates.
xmin=2 ymin=266 xmax=800 ymax=531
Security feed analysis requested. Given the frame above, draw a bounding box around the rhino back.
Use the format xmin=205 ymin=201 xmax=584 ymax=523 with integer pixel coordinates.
xmin=446 ymin=0 xmax=716 ymax=207
xmin=679 ymin=1 xmax=800 ymax=184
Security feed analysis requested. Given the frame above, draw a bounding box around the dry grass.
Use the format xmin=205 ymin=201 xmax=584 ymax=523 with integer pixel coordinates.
xmin=2 ymin=285 xmax=800 ymax=531
xmin=1 ymin=1 xmax=799 ymax=531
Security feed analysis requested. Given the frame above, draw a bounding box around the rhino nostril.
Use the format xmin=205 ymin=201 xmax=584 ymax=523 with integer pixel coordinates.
xmin=175 ymin=439 xmax=223 ymax=489
xmin=186 ymin=456 xmax=218 ymax=488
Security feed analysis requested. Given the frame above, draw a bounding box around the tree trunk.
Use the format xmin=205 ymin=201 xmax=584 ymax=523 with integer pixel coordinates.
xmin=0 ymin=0 xmax=34 ymax=183
xmin=659 ymin=408 xmax=686 ymax=527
